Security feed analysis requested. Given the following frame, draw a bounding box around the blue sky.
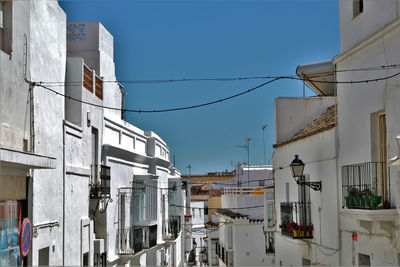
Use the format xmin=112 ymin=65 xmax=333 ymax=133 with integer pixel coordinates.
xmin=60 ymin=0 xmax=340 ymax=174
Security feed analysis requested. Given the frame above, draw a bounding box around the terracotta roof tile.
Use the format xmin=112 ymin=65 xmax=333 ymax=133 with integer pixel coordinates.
xmin=273 ymin=104 xmax=337 ymax=148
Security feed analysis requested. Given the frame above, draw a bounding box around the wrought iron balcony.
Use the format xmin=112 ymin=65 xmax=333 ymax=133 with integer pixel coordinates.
xmin=116 ymin=225 xmax=157 ymax=255
xmin=280 ymin=202 xmax=313 ymax=239
xmin=342 ymin=162 xmax=391 ymax=209
xmin=215 ymin=242 xmax=233 ymax=266
xmin=90 ymin=165 xmax=111 ymax=197
xmin=163 ymin=215 xmax=181 ymax=241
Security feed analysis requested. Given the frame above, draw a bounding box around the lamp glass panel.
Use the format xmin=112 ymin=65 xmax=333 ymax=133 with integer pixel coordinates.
xmin=291 ymin=164 xmax=304 ymax=177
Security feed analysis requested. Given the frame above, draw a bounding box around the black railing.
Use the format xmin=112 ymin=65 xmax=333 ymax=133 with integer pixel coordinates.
xmin=342 ymin=162 xmax=390 ymax=209
xmin=169 ymin=215 xmax=181 ymax=239
xmin=90 ymin=165 xmax=111 ymax=197
xmin=280 ymin=202 xmax=313 ymax=239
xmin=215 ymin=242 xmax=233 ymax=266
xmin=117 ymin=225 xmax=157 ymax=255
xmin=100 ymin=165 xmax=111 ymax=195
xmin=116 ymin=228 xmax=135 ymax=255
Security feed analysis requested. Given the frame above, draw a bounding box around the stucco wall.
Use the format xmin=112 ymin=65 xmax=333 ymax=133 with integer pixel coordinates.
xmin=339 ymin=0 xmax=400 ymax=52
xmin=0 ymin=0 xmax=31 ymax=151
xmin=335 ymin=13 xmax=400 ymax=267
xmin=274 ymin=97 xmax=336 ymax=144
xmin=28 ymin=1 xmax=67 ymax=265
xmin=233 ymin=223 xmax=268 ymax=266
xmin=273 ymin=127 xmax=340 ymax=266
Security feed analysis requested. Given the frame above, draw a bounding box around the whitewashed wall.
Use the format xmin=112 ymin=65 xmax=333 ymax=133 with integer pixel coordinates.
xmin=273 ymin=101 xmax=340 ymax=266
xmin=28 ymin=1 xmax=67 ymax=265
xmin=335 ymin=9 xmax=400 ymax=266
xmin=274 ymin=97 xmax=336 ymax=144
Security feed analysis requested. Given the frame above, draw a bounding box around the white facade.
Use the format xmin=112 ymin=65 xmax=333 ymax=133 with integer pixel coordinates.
xmin=273 ymin=98 xmax=340 ymax=266
xmin=0 ymin=1 xmax=66 ymax=265
xmin=0 ymin=3 xmax=185 ymax=266
xmin=235 ymin=165 xmax=273 ymax=187
xmin=334 ymin=1 xmax=400 ymax=265
xmin=216 ymin=186 xmax=273 ymax=266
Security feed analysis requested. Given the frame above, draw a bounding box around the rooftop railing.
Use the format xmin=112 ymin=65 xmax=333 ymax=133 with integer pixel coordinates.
xmin=223 ymin=187 xmax=264 ymax=195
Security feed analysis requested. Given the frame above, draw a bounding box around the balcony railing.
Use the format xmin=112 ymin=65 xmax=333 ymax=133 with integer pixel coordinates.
xmin=166 ymin=215 xmax=181 ymax=240
xmin=90 ymin=165 xmax=110 ymax=197
xmin=215 ymin=242 xmax=233 ymax=266
xmin=342 ymin=162 xmax=390 ymax=209
xmin=116 ymin=225 xmax=157 ymax=255
xmin=280 ymin=202 xmax=313 ymax=239
xmin=223 ymin=187 xmax=264 ymax=195
xmin=83 ymin=65 xmax=103 ymax=100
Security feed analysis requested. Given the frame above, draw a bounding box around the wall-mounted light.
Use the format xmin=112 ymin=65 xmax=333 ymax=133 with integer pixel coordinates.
xmin=290 ymin=155 xmax=322 ymax=191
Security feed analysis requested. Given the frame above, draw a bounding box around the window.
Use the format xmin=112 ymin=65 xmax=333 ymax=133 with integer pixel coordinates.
xmin=265 ymin=232 xmax=274 ymax=254
xmin=168 ymin=181 xmax=178 ymax=214
xmin=353 ymin=0 xmax=363 ymax=18
xmin=133 ymin=179 xmax=146 ymax=223
xmin=226 ymin=225 xmax=233 ymax=249
xmin=298 ymin=175 xmax=311 ymax=226
xmin=358 ymin=253 xmax=370 ymax=266
xmin=265 ymin=192 xmax=274 ymax=229
xmin=149 ymin=180 xmax=157 ymax=221
xmin=0 ymin=0 xmax=12 ymax=54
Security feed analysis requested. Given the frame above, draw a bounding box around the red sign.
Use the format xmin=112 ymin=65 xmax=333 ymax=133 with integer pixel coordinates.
xmin=19 ymin=218 xmax=32 ymax=257
xmin=352 ymin=232 xmax=358 ymax=241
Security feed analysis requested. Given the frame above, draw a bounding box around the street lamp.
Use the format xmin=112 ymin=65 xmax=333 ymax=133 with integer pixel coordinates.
xmin=289 ymin=155 xmax=322 ymax=191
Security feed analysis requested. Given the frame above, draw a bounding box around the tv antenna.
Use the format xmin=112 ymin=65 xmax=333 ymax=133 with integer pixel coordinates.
xmin=235 ymin=137 xmax=251 ymax=184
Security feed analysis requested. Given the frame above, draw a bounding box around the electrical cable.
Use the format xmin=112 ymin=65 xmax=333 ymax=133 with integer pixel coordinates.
xmin=35 ymin=63 xmax=400 ymax=86
xmin=35 ymin=78 xmax=281 ymax=113
xmin=33 ymin=69 xmax=400 ymax=113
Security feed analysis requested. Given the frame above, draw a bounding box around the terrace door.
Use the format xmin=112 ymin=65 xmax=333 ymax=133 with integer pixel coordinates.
xmin=378 ymin=114 xmax=388 ymax=204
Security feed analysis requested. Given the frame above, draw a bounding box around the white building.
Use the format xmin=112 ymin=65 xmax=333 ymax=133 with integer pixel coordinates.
xmin=0 ymin=1 xmax=66 ymax=265
xmin=216 ymin=186 xmax=274 ymax=266
xmin=0 ymin=2 xmax=186 ymax=266
xmin=235 ymin=165 xmax=273 ymax=187
xmin=334 ymin=0 xmax=400 ymax=265
xmin=272 ymin=97 xmax=340 ymax=266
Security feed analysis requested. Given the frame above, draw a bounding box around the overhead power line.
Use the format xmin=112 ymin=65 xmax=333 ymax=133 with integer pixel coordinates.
xmin=34 ymin=69 xmax=400 ymax=113
xmin=36 ymin=63 xmax=400 ymax=86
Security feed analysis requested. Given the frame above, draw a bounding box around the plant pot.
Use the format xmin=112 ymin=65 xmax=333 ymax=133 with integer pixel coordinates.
xmin=299 ymin=231 xmax=304 ymax=237
xmin=363 ymin=195 xmax=371 ymax=208
xmin=369 ymin=195 xmax=382 ymax=209
xmin=346 ymin=196 xmax=355 ymax=208
xmin=354 ymin=197 xmax=360 ymax=208
xmin=359 ymin=197 xmax=365 ymax=208
xmin=306 ymin=231 xmax=311 ymax=237
xmin=293 ymin=230 xmax=298 ymax=237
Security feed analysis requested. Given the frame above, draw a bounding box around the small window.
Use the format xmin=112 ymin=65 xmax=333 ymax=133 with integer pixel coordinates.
xmin=358 ymin=253 xmax=370 ymax=266
xmin=0 ymin=0 xmax=12 ymax=54
xmin=353 ymin=0 xmax=363 ymax=18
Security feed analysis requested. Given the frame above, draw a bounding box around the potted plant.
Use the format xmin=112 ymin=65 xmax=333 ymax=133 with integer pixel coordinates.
xmin=288 ymin=221 xmax=299 ymax=237
xmin=305 ymin=223 xmax=313 ymax=237
xmin=369 ymin=195 xmax=382 ymax=209
xmin=362 ymin=188 xmax=372 ymax=208
xmin=298 ymin=224 xmax=305 ymax=237
xmin=346 ymin=187 xmax=360 ymax=208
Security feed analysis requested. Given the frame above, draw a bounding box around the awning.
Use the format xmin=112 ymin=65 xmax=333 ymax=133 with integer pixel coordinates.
xmin=296 ymin=60 xmax=335 ymax=96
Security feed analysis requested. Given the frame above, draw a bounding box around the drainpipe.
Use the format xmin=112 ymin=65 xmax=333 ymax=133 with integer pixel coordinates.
xmin=62 ymin=120 xmax=66 ymax=265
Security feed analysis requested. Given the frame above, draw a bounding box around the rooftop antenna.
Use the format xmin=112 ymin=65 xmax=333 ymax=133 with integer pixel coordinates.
xmin=262 ymin=125 xmax=267 ymax=165
xmin=235 ymin=137 xmax=251 ymax=184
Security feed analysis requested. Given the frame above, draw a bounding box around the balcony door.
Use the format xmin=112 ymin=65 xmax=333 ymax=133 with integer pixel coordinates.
xmin=298 ymin=175 xmax=310 ymax=226
xmin=378 ymin=114 xmax=388 ymax=203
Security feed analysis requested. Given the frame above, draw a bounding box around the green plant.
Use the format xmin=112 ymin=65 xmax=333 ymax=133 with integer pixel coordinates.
xmin=348 ymin=187 xmax=360 ymax=198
